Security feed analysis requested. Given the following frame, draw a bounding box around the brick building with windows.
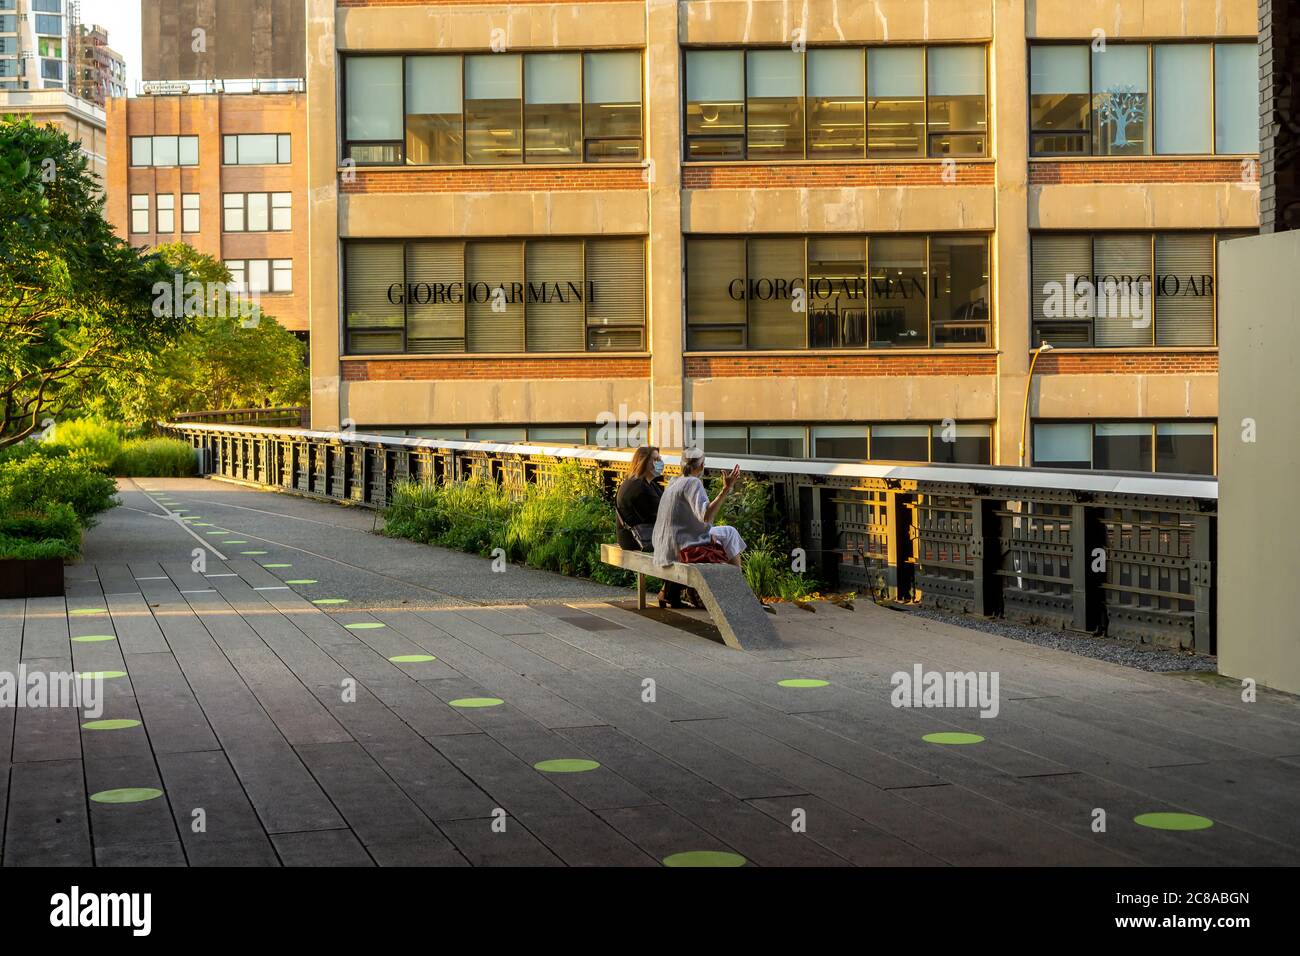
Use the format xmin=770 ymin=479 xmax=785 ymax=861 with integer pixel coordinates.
xmin=305 ymin=0 xmax=1261 ymax=474
xmin=104 ymin=93 xmax=309 ymax=334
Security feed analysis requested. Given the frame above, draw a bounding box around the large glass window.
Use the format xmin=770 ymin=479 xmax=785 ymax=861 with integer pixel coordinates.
xmin=867 ymin=47 xmax=925 ymax=158
xmin=674 ymin=422 xmax=990 ymax=463
xmin=1031 ymin=232 xmax=1225 ymax=348
xmin=750 ymin=426 xmax=806 ymax=458
xmin=807 ymin=49 xmax=865 ymax=159
xmin=926 ymin=46 xmax=987 ymax=156
xmin=223 ymin=193 xmax=291 ymax=233
xmin=930 ymin=236 xmax=990 ymax=346
xmin=130 ymin=135 xmax=199 ymax=167
xmin=344 ymin=239 xmax=646 ymax=355
xmin=182 ymin=194 xmax=199 ymax=233
xmin=870 ymin=424 xmax=929 ymax=462
xmin=1032 ymin=42 xmax=1258 ymax=157
xmin=223 ymin=133 xmax=291 ymax=165
xmin=869 ymin=237 xmax=928 ymax=347
xmin=525 ymin=54 xmax=582 ymax=163
xmin=1215 ymin=43 xmax=1260 ymax=154
xmin=1035 ymin=421 xmax=1216 ymax=474
xmin=685 ymin=50 xmax=745 ymax=159
xmin=464 ymin=55 xmax=522 ymax=165
xmin=813 ymin=426 xmax=868 ymax=460
xmin=584 ymin=52 xmax=642 ymax=162
xmin=746 ymin=50 xmax=804 ymax=159
xmin=1092 ymin=45 xmax=1150 ymax=156
xmin=688 ymin=234 xmax=990 ymax=351
xmin=406 ymin=56 xmax=463 ymax=166
xmin=1154 ymin=44 xmax=1212 ymax=154
xmin=346 ymin=52 xmax=643 ymax=166
xmin=345 ymin=56 xmax=402 ymax=164
xmin=1030 ymin=45 xmax=1090 ymax=155
xmin=931 ymin=424 xmax=992 ymax=465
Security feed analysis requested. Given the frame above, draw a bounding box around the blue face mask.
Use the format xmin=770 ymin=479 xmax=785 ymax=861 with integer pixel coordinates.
xmin=652 ymin=459 xmax=665 ymax=477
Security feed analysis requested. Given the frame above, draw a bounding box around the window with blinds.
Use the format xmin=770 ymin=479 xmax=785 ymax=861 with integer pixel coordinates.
xmin=585 ymin=239 xmax=645 ymax=350
xmin=1031 ymin=234 xmax=1093 ymax=346
xmin=1032 ymin=232 xmax=1223 ymax=348
xmin=405 ymin=242 xmax=465 ymax=353
xmin=525 ymin=240 xmax=585 ymax=352
xmin=345 ymin=244 xmax=405 ymax=354
xmin=466 ymin=242 xmax=525 ymax=353
xmin=747 ymin=238 xmax=806 ymax=348
xmin=685 ymin=239 xmax=747 ymax=350
xmin=1093 ymin=234 xmax=1153 ymax=347
xmin=343 ymin=239 xmax=645 ymax=355
xmin=1155 ymin=234 xmax=1215 ymax=346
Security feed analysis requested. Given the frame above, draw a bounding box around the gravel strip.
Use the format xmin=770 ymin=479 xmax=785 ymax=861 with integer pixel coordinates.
xmin=898 ymin=605 xmax=1218 ymax=674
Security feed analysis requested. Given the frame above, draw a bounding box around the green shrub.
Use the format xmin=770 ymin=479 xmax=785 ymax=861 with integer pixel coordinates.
xmin=48 ymin=418 xmax=122 ymax=471
xmin=436 ymin=478 xmax=515 ymax=555
xmin=0 ymin=502 xmax=82 ymax=560
xmin=113 ymin=437 xmax=196 ymax=477
xmin=742 ymin=549 xmax=781 ymax=598
xmin=382 ymin=479 xmax=450 ymax=544
xmin=0 ymin=454 xmax=118 ymax=525
xmin=505 ymin=462 xmax=628 ymax=584
xmin=0 ymin=439 xmax=72 ymax=465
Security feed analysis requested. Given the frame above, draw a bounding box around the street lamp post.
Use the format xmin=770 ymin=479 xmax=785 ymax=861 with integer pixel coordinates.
xmin=1018 ymin=342 xmax=1054 ymax=467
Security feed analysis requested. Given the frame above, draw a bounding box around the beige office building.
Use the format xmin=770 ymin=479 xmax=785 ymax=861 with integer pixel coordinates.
xmin=305 ymin=0 xmax=1260 ymax=472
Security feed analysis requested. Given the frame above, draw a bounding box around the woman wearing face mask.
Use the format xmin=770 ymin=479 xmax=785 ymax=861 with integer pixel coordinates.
xmin=615 ymin=446 xmax=686 ymax=608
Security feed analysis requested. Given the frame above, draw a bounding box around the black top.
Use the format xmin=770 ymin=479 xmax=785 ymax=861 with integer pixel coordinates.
xmin=614 ymin=476 xmax=662 ymax=551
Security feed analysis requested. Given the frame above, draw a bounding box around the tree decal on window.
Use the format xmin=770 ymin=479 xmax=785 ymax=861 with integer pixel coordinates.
xmin=1099 ymin=85 xmax=1145 ymax=149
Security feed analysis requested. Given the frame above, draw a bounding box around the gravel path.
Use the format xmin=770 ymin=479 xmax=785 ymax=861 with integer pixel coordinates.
xmin=899 ymin=605 xmax=1218 ymax=673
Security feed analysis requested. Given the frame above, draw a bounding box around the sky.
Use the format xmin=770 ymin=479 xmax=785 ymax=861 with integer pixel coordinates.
xmin=78 ymin=0 xmax=143 ymax=95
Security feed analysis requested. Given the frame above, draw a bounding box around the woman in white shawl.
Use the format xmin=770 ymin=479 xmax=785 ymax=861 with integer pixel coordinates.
xmin=652 ymin=447 xmax=746 ymax=568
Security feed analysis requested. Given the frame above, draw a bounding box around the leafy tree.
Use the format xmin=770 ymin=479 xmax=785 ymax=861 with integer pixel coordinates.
xmin=0 ymin=118 xmax=185 ymax=448
xmin=98 ymin=242 xmax=308 ymax=424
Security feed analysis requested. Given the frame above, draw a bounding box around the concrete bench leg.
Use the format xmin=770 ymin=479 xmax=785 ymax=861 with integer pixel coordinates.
xmin=637 ymin=572 xmax=646 ymax=610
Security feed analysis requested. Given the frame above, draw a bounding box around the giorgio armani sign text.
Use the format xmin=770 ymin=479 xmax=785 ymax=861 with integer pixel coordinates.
xmin=387 ymin=281 xmax=598 ymax=305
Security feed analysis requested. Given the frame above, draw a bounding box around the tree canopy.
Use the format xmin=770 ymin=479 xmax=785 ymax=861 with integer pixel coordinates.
xmin=0 ymin=118 xmax=185 ymax=447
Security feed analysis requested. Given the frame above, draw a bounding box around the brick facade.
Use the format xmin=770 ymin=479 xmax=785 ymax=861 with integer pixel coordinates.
xmin=341 ymin=167 xmax=648 ymax=193
xmin=1035 ymin=351 xmax=1219 ymax=375
xmin=685 ymin=353 xmax=998 ymax=378
xmin=342 ymin=356 xmax=652 ymax=381
xmin=1029 ymin=160 xmax=1250 ymax=185
xmin=1260 ymin=0 xmax=1300 ymax=233
xmin=683 ymin=162 xmax=995 ymax=189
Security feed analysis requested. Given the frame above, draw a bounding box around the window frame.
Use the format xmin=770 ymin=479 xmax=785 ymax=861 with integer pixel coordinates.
xmin=222 ymin=192 xmax=292 ymax=233
xmin=1028 ymin=40 xmax=1261 ymax=159
xmin=1029 ymin=230 xmax=1229 ymax=349
xmin=222 ymin=133 xmax=292 ymax=165
xmin=181 ymin=193 xmax=200 ymax=233
xmin=155 ymin=193 xmax=175 ymax=234
xmin=342 ymin=52 xmax=645 ymax=167
xmin=684 ymin=232 xmax=993 ymax=352
xmin=129 ymin=194 xmax=149 ymax=235
xmin=681 ymin=43 xmax=990 ymax=162
xmin=226 ymin=258 xmax=293 ymax=295
xmin=128 ymin=135 xmax=199 ymax=168
xmin=341 ymin=237 xmax=647 ymax=356
xmin=1031 ymin=420 xmax=1217 ymax=475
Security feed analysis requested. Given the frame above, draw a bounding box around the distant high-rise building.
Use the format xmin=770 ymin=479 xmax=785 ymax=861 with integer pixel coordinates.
xmin=0 ymin=0 xmax=70 ymax=92
xmin=141 ymin=0 xmax=304 ymax=84
xmin=71 ymin=23 xmax=126 ymax=106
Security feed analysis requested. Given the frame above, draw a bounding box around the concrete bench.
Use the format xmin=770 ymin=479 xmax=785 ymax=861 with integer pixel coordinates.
xmin=599 ymin=544 xmax=784 ymax=651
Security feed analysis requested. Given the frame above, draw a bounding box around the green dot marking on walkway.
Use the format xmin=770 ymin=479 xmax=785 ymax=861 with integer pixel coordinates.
xmin=389 ymin=653 xmax=436 ymax=662
xmin=90 ymin=787 xmax=163 ymax=805
xmin=241 ymin=550 xmax=268 ymax=555
xmin=534 ymin=759 xmax=601 ymax=774
xmin=69 ymin=608 xmax=106 ymax=616
xmin=663 ymin=851 xmax=747 ymax=868
xmin=226 ymin=540 xmax=248 ymax=545
xmin=193 ymin=523 xmax=214 ymax=527
xmin=449 ymin=697 xmax=504 ymax=709
xmin=777 ymin=678 xmax=829 ymax=688
xmin=285 ymin=579 xmax=317 ymax=585
xmin=262 ymin=563 xmax=292 ymax=568
xmin=313 ymin=598 xmax=349 ymax=605
xmin=80 ymin=670 xmax=128 ymax=680
xmin=1134 ymin=812 xmax=1214 ymax=831
xmin=347 ymin=622 xmax=386 ymax=630
xmin=83 ymin=719 xmax=141 ymax=731
xmin=71 ymin=635 xmax=116 ymax=643
xmin=206 ymin=531 xmax=230 ymax=535
xmin=922 ymin=732 xmax=985 ymax=745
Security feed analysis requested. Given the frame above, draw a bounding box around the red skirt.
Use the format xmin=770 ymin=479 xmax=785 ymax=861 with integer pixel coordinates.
xmin=678 ymin=542 xmax=730 ymax=565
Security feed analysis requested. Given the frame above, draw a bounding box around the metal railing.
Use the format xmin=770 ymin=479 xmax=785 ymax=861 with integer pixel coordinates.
xmin=167 ymin=422 xmax=1219 ymax=654
xmin=172 ymin=407 xmax=308 ymax=427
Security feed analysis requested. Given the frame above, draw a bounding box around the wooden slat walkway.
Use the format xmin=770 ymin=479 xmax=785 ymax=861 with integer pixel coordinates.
xmin=2 ymin=477 xmax=1298 ymax=867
